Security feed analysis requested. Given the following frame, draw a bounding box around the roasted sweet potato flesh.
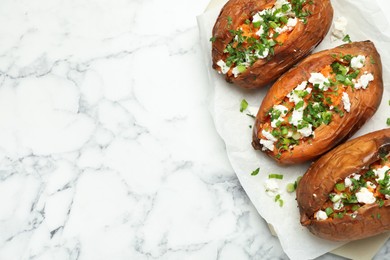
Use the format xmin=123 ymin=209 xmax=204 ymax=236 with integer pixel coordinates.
xmin=296 ymin=129 xmax=390 ymax=241
xmin=211 ymin=0 xmax=333 ymax=89
xmin=252 ymin=41 xmax=383 ymax=164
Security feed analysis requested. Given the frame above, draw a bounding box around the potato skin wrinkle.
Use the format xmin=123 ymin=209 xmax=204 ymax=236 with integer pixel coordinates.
xmin=252 ymin=41 xmax=383 ymax=165
xmin=211 ymin=0 xmax=333 ymax=89
xmin=296 ymin=129 xmax=390 ymax=241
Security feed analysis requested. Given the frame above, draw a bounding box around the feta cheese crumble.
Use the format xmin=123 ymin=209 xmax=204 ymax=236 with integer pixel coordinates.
xmin=331 ymin=17 xmax=348 ymax=41
xmin=350 ymin=55 xmax=365 ymax=70
xmin=264 ymin=179 xmax=279 ymax=196
xmin=341 ymin=92 xmax=351 ymax=112
xmin=232 ymin=67 xmax=240 ymax=78
xmin=333 ymin=200 xmax=344 ymax=210
xmin=262 ymin=130 xmax=277 ymax=142
xmin=271 ymin=105 xmax=288 ymax=127
xmin=315 ymin=210 xmax=328 ymax=221
xmin=260 ymin=130 xmax=277 ymax=151
xmin=308 ymin=73 xmax=329 ymax=91
xmin=290 ymin=108 xmax=304 ymax=127
xmin=344 ymin=177 xmax=352 ymax=188
xmin=356 ymin=187 xmax=376 ymax=204
xmin=255 ymin=26 xmax=265 ymax=37
xmin=354 ymin=73 xmax=374 ymax=89
xmin=374 ymin=166 xmax=390 ymax=181
xmin=297 ymin=124 xmax=313 ymax=137
xmin=217 ymin=60 xmax=230 ymax=74
xmin=260 ymin=139 xmax=275 ymax=151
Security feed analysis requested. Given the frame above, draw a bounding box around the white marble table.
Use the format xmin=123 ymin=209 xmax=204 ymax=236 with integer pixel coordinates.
xmin=0 ymin=0 xmax=388 ymax=259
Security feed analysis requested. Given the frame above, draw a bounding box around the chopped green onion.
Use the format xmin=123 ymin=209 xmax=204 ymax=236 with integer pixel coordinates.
xmin=286 ymin=183 xmax=295 ymax=193
xmin=279 ymin=16 xmax=288 ymax=24
xmin=278 ymin=199 xmax=284 ymax=207
xmin=237 ymin=65 xmax=246 ymax=73
xmin=387 ymin=118 xmax=390 ymax=126
xmin=269 ymin=21 xmax=278 ymax=29
xmin=325 ymin=207 xmax=333 ymax=216
xmin=253 ymin=21 xmax=261 ymax=28
xmin=335 ymin=183 xmax=346 ymax=191
xmin=351 ymin=205 xmax=360 ymax=211
xmin=240 ymin=99 xmax=248 ymax=112
xmin=269 ymin=174 xmax=283 ymax=180
xmin=275 ymin=194 xmax=281 ymax=202
xmin=251 ymin=168 xmax=260 ymax=176
xmin=209 ymin=37 xmax=216 ymax=42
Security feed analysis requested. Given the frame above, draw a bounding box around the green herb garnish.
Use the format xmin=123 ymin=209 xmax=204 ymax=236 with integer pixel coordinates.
xmin=269 ymin=174 xmax=284 ymax=180
xmin=240 ymin=99 xmax=248 ymax=112
xmin=251 ymin=168 xmax=260 ymax=176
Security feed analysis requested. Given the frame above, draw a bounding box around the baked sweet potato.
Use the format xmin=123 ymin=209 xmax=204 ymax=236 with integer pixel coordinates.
xmin=211 ymin=0 xmax=333 ymax=89
xmin=296 ymin=128 xmax=390 ymax=241
xmin=252 ymin=41 xmax=383 ymax=164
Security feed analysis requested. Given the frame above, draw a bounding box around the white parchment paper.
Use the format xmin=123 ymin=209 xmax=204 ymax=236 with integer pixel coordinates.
xmin=197 ymin=0 xmax=390 ymax=259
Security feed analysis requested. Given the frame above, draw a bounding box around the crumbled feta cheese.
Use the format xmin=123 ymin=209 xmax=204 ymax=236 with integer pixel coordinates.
xmin=260 ymin=139 xmax=274 ymax=151
xmin=356 ymin=187 xmax=376 ymax=204
xmin=354 ymin=73 xmax=374 ymax=89
xmin=217 ymin=60 xmax=230 ymax=74
xmin=255 ymin=48 xmax=269 ymax=59
xmin=374 ymin=166 xmax=390 ymax=181
xmin=306 ymin=87 xmax=312 ymax=94
xmin=330 ymin=194 xmax=341 ymax=202
xmin=275 ymin=26 xmax=288 ymax=34
xmin=344 ymin=177 xmax=352 ymax=187
xmin=232 ymin=67 xmax=240 ymax=78
xmin=252 ymin=12 xmax=263 ymax=23
xmin=315 ymin=210 xmax=328 ymax=221
xmin=366 ymin=181 xmax=377 ymax=189
xmin=256 ymin=26 xmax=265 ymax=37
xmin=350 ymin=212 xmax=357 ymax=218
xmin=290 ymin=108 xmax=303 ymax=126
xmin=273 ymin=105 xmax=289 ymax=116
xmin=352 ymin=174 xmax=361 ymax=180
xmin=351 ymin=55 xmax=366 ymax=70
xmin=308 ymin=73 xmax=330 ymax=91
xmin=331 ymin=17 xmax=348 ymax=41
xmin=333 ymin=200 xmax=344 ymax=210
xmin=262 ymin=130 xmax=277 ymax=142
xmin=264 ymin=179 xmax=279 ymax=196
xmin=341 ymin=92 xmax=351 ymax=112
xmin=287 ymin=17 xmax=297 ymax=27
xmin=271 ymin=105 xmax=288 ymax=127
xmin=287 ymin=81 xmax=308 ymax=105
xmin=274 ymin=0 xmax=290 ymax=9
xmin=296 ymin=81 xmax=308 ymax=90
xmin=297 ymin=124 xmax=313 ymax=137
xmin=287 ymin=92 xmax=302 ymax=105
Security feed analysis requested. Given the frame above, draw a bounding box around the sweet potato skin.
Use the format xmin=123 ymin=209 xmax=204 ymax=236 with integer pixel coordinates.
xmin=296 ymin=128 xmax=390 ymax=241
xmin=252 ymin=41 xmax=384 ymax=164
xmin=211 ymin=0 xmax=333 ymax=89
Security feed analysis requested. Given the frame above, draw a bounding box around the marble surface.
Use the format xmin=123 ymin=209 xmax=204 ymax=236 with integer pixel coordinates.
xmin=0 ymin=0 xmax=387 ymax=259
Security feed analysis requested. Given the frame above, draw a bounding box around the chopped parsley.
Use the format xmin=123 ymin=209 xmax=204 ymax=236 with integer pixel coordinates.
xmin=342 ymin=34 xmax=352 ymax=43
